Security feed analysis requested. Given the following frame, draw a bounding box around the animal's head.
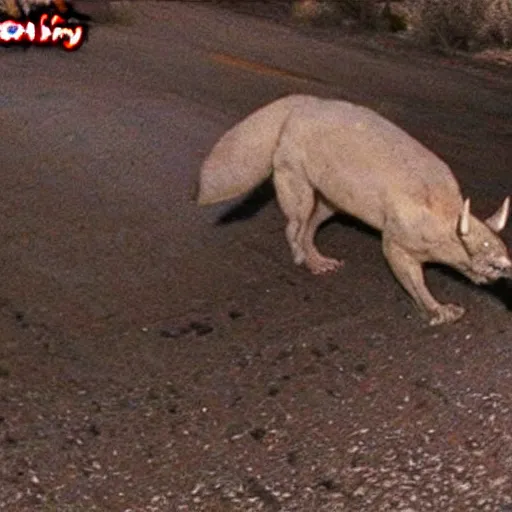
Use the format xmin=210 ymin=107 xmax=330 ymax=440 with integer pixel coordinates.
xmin=457 ymin=197 xmax=512 ymax=284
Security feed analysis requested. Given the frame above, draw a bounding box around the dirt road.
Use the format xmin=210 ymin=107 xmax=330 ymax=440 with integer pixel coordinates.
xmin=1 ymin=2 xmax=512 ymax=510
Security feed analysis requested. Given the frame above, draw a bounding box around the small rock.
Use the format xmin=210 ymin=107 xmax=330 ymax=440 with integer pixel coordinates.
xmin=189 ymin=321 xmax=213 ymax=336
xmin=267 ymin=384 xmax=280 ymax=397
xmin=191 ymin=483 xmax=204 ymax=496
xmin=354 ymin=362 xmax=367 ymax=373
xmin=318 ymin=478 xmax=338 ymax=491
xmin=311 ymin=347 xmax=324 ymax=358
xmin=353 ymin=485 xmax=366 ymax=497
xmin=490 ymin=475 xmax=508 ymax=488
xmin=249 ymin=427 xmax=266 ymax=441
xmin=159 ymin=327 xmax=185 ymax=338
xmin=287 ymin=450 xmax=298 ymax=466
xmin=88 ymin=423 xmax=101 ymax=437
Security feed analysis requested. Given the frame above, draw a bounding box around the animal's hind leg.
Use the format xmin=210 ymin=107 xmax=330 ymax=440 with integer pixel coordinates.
xmin=273 ymin=165 xmax=315 ymax=267
xmin=302 ymin=196 xmax=344 ymax=274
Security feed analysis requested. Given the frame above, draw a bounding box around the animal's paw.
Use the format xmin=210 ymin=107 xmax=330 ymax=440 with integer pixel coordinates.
xmin=429 ymin=303 xmax=465 ymax=326
xmin=305 ymin=254 xmax=344 ymax=275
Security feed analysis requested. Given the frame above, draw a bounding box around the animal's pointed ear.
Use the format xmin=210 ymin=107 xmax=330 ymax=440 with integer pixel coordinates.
xmin=485 ymin=196 xmax=510 ymax=233
xmin=458 ymin=198 xmax=471 ymax=236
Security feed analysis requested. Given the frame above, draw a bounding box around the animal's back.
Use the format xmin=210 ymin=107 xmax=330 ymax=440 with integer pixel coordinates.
xmin=278 ymin=97 xmax=463 ymax=230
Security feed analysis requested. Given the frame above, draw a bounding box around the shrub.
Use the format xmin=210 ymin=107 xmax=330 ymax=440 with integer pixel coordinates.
xmin=416 ymin=0 xmax=512 ymax=50
xmin=291 ymin=0 xmax=381 ymax=27
xmin=291 ymin=0 xmax=512 ymax=49
xmin=291 ymin=1 xmax=411 ymax=30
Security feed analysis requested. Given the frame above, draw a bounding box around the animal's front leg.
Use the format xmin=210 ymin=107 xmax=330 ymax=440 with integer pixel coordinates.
xmin=382 ymin=238 xmax=465 ymax=325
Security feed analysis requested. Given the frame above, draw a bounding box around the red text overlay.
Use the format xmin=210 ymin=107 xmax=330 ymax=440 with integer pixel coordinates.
xmin=0 ymin=12 xmax=87 ymax=50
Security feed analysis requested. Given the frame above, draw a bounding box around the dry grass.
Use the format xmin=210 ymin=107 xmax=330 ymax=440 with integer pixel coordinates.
xmin=292 ymin=0 xmax=512 ymax=49
xmin=291 ymin=0 xmax=382 ymax=27
xmin=415 ymin=0 xmax=512 ymax=50
xmin=0 ymin=0 xmax=136 ymax=24
xmin=94 ymin=1 xmax=136 ymax=26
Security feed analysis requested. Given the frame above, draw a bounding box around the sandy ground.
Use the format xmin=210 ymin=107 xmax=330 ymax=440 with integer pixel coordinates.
xmin=1 ymin=2 xmax=512 ymax=511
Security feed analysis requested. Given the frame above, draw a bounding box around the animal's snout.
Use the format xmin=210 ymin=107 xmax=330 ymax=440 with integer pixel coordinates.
xmin=493 ymin=256 xmax=512 ymax=278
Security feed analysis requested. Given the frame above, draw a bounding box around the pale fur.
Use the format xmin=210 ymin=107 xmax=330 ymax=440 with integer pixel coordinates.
xmin=197 ymin=95 xmax=511 ymax=325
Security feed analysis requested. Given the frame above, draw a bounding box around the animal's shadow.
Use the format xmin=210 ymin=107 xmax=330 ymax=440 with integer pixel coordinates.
xmin=216 ymin=180 xmax=275 ymax=224
xmin=217 ymin=180 xmax=512 ymax=312
xmin=216 ymin=179 xmax=377 ymax=236
xmin=431 ymin=265 xmax=512 ymax=311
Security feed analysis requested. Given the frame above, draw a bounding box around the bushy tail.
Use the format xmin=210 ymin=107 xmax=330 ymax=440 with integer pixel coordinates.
xmin=196 ymin=95 xmax=309 ymax=206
